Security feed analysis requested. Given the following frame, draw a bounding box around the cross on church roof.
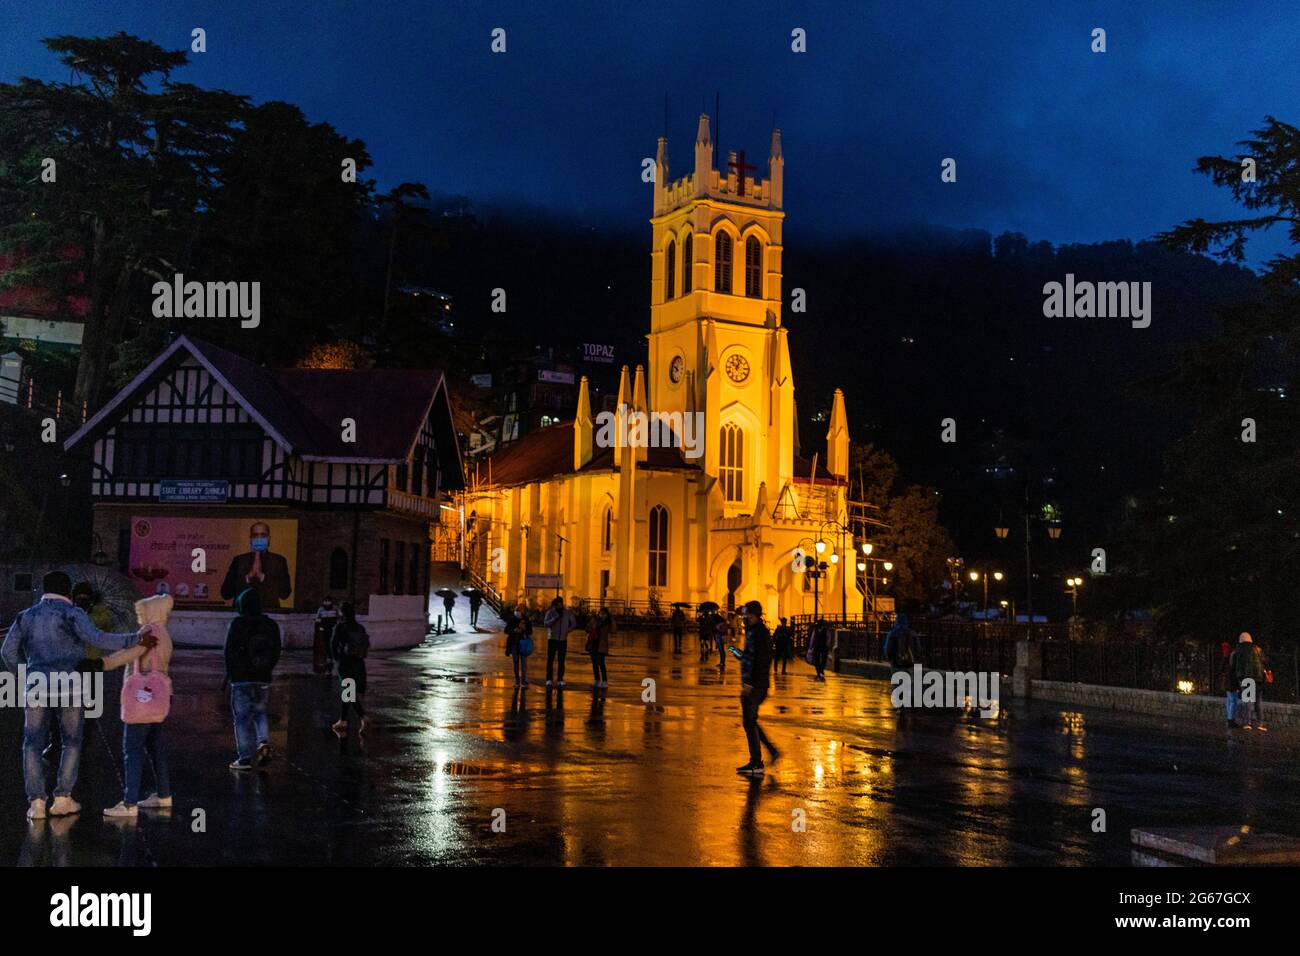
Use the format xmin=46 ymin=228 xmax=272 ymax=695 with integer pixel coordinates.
xmin=728 ymin=150 xmax=757 ymax=196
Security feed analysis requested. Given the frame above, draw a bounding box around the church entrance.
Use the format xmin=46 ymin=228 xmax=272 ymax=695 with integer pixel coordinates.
xmin=726 ymin=558 xmax=742 ymax=611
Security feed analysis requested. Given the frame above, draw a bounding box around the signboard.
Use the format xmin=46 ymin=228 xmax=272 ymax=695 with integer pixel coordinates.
xmin=524 ymin=573 xmax=563 ymax=590
xmin=874 ymin=596 xmax=896 ymax=613
xmin=537 ymin=369 xmax=575 ymax=385
xmin=129 ymin=516 xmax=298 ymax=608
xmin=158 ymin=479 xmax=230 ymax=503
xmin=470 ymin=373 xmax=492 ymax=388
xmin=582 ymin=343 xmax=615 ymax=364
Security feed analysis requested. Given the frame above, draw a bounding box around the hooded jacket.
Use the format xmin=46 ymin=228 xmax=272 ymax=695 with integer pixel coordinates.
xmin=223 ymin=588 xmax=282 ymax=683
xmin=104 ymin=594 xmax=174 ymax=675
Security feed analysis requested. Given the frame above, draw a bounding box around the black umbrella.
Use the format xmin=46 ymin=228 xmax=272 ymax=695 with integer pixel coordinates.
xmin=670 ymin=601 xmax=692 ymax=608
xmin=435 ymin=588 xmax=459 ymax=599
xmin=60 ymin=563 xmax=141 ymax=632
xmin=697 ymin=601 xmax=720 ymax=614
xmin=461 ymin=588 xmax=481 ymax=597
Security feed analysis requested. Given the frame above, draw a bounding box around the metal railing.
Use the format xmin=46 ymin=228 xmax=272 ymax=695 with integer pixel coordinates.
xmin=1041 ymin=640 xmax=1300 ymax=705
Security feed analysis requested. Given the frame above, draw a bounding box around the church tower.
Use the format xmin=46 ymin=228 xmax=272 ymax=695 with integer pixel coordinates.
xmin=647 ymin=116 xmax=794 ymax=517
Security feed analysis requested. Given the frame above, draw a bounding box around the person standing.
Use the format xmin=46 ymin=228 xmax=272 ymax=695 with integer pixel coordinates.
xmin=884 ymin=613 xmax=920 ymax=672
xmin=670 ymin=606 xmax=686 ymax=654
xmin=1230 ymin=631 xmax=1268 ymax=732
xmin=699 ymin=611 xmax=714 ymax=660
xmin=223 ymin=588 xmax=282 ymax=769
xmin=442 ymin=592 xmax=456 ymax=628
xmin=771 ymin=617 xmax=793 ymax=677
xmin=102 ymin=594 xmax=175 ymax=818
xmin=810 ymin=620 xmax=831 ymax=680
xmin=2 ymin=571 xmax=155 ymax=821
xmin=314 ymin=596 xmax=339 ymax=675
xmin=505 ymin=602 xmax=533 ymax=686
xmin=588 ymin=607 xmax=614 ymax=688
xmin=715 ymin=613 xmax=731 ymax=672
xmin=737 ymin=600 xmax=778 ymax=776
xmin=469 ymin=591 xmax=483 ymax=627
xmin=543 ymin=596 xmax=576 ymax=687
xmin=330 ymin=602 xmax=370 ymax=736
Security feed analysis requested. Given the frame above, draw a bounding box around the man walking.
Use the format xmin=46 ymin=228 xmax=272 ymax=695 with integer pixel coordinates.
xmin=2 ymin=571 xmax=155 ymax=820
xmin=737 ymin=600 xmax=779 ymax=776
xmin=543 ymin=596 xmax=576 ymax=687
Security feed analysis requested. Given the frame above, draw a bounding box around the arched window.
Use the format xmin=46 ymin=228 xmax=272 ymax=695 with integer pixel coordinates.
xmin=720 ymin=424 xmax=744 ymax=502
xmin=665 ymin=239 xmax=676 ymax=300
xmin=682 ymin=232 xmax=693 ymax=294
xmin=602 ymin=506 xmax=613 ymax=553
xmin=329 ymin=547 xmax=349 ymax=591
xmin=714 ymin=231 xmax=732 ymax=294
xmin=648 ymin=505 xmax=669 ymax=588
xmin=744 ymin=236 xmax=763 ymax=298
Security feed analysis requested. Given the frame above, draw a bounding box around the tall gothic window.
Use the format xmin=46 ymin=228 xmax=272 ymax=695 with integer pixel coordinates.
xmin=602 ymin=506 xmax=613 ymax=552
xmin=665 ymin=239 xmax=676 ymax=300
xmin=714 ymin=231 xmax=732 ymax=294
xmin=648 ymin=505 xmax=669 ymax=588
xmin=682 ymin=232 xmax=693 ymax=293
xmin=744 ymin=236 xmax=763 ymax=298
xmin=720 ymin=424 xmax=744 ymax=502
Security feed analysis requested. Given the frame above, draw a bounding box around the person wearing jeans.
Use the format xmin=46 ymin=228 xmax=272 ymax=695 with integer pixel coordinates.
xmin=103 ymin=593 xmax=176 ymax=818
xmin=543 ymin=596 xmax=576 ymax=687
xmin=223 ymin=588 xmax=282 ymax=769
xmin=2 ymin=571 xmax=153 ymax=821
xmin=231 ymin=682 xmax=271 ymax=762
xmin=737 ymin=600 xmax=778 ymax=776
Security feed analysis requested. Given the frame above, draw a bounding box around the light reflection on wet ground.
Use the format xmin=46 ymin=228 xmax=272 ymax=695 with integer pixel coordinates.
xmin=3 ymin=629 xmax=1298 ymax=865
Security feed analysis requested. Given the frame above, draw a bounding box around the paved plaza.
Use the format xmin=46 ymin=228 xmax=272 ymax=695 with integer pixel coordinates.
xmin=4 ymin=630 xmax=1298 ymax=866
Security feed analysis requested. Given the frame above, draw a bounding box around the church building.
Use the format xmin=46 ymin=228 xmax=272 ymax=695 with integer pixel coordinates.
xmin=462 ymin=115 xmax=856 ymax=620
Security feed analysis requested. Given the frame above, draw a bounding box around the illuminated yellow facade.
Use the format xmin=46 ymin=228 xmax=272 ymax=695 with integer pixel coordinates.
xmin=463 ymin=115 xmax=853 ymax=619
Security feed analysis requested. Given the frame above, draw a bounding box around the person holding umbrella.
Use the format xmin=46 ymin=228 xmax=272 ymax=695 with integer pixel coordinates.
xmin=698 ymin=602 xmax=719 ymax=660
xmin=466 ymin=589 xmax=484 ymax=628
xmin=670 ymin=604 xmax=686 ymax=654
xmin=435 ymin=589 xmax=459 ymax=631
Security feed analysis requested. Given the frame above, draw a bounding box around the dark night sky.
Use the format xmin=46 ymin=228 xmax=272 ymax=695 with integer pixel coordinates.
xmin=3 ymin=0 xmax=1297 ymax=260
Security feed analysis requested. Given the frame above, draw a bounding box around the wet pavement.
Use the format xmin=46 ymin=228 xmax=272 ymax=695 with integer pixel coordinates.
xmin=4 ymin=629 xmax=1299 ymax=866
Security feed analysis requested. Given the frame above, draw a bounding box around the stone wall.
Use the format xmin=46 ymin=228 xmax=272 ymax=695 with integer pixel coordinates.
xmin=1030 ymin=679 xmax=1300 ymax=729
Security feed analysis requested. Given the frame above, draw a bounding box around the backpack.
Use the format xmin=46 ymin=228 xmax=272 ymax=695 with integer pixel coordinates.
xmin=247 ymin=625 xmax=279 ymax=671
xmin=344 ymin=623 xmax=370 ymax=659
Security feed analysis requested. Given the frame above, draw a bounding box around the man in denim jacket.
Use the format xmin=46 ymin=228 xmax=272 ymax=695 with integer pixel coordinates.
xmin=2 ymin=571 xmax=154 ymax=820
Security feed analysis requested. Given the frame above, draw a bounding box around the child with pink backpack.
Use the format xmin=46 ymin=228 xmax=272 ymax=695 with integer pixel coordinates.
xmin=102 ymin=594 xmax=175 ymax=818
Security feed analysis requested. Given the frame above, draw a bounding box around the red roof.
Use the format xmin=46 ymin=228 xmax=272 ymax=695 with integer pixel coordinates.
xmin=478 ymin=421 xmax=701 ymax=486
xmin=0 ymin=247 xmax=89 ymax=318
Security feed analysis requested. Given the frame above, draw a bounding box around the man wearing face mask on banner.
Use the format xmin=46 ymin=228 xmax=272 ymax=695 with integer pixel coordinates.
xmin=220 ymin=521 xmax=293 ymax=610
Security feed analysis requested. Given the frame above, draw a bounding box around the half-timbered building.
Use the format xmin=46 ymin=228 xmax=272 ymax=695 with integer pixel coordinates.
xmin=63 ymin=335 xmax=463 ymax=647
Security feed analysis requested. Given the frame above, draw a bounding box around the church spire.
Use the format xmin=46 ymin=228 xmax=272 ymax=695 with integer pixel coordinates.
xmin=654 ymin=136 xmax=670 ymax=215
xmin=632 ymin=364 xmax=649 ymax=462
xmin=573 ymin=375 xmax=593 ymax=471
xmin=826 ymin=388 xmax=850 ymax=480
xmin=694 ymin=113 xmax=713 ymax=194
xmin=768 ymin=127 xmax=784 ymax=208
